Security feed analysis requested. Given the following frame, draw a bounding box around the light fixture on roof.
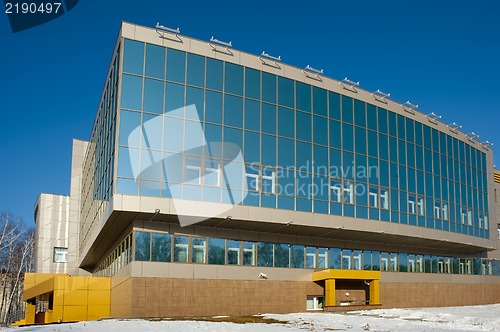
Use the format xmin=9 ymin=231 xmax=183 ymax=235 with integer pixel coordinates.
xmin=402 ymin=101 xmax=418 ymax=115
xmin=448 ymin=122 xmax=462 ymax=135
xmin=482 ymin=140 xmax=493 ymax=150
xmin=372 ymin=89 xmax=391 ymax=103
xmin=467 ymin=132 xmax=479 ymax=143
xmin=303 ymin=65 xmax=323 ymax=81
xmin=340 ymin=77 xmax=359 ymax=92
xmin=259 ymin=51 xmax=282 ymax=68
xmin=209 ymin=36 xmax=233 ymax=55
xmin=155 ymin=22 xmax=181 ymax=42
xmin=426 ymin=112 xmax=441 ymax=125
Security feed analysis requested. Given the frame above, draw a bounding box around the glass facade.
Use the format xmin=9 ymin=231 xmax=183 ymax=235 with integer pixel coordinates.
xmin=94 ymin=231 xmax=500 ymax=277
xmin=80 ymin=45 xmax=120 ymax=250
xmin=115 ymin=38 xmax=490 ymax=239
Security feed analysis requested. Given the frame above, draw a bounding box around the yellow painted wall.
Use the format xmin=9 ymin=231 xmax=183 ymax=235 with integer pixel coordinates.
xmin=21 ymin=274 xmax=111 ymax=325
xmin=325 ymin=279 xmax=336 ymax=306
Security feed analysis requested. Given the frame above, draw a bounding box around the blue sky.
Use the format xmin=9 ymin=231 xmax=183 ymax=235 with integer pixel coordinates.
xmin=0 ymin=0 xmax=499 ymax=226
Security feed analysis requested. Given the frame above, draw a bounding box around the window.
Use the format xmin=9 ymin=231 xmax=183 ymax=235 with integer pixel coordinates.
xmin=390 ymin=253 xmax=398 ymax=272
xmin=458 ymin=206 xmax=466 ymax=224
xmin=262 ymin=168 xmax=276 ymax=194
xmin=184 ymin=156 xmax=202 ymax=185
xmin=353 ymin=250 xmax=362 ymax=270
xmin=434 ymin=200 xmax=442 ymax=219
xmin=227 ymin=240 xmax=240 ymax=265
xmin=258 ymin=242 xmax=273 ymax=267
xmin=245 ymin=164 xmax=260 ymax=191
xmin=306 ymin=296 xmax=324 ymax=310
xmin=121 ymin=74 xmax=143 ymax=110
xmin=343 ymin=181 xmax=354 ymax=204
xmin=381 ymin=252 xmax=389 ymax=271
xmin=123 ymin=39 xmax=144 ymax=75
xmin=306 ymin=247 xmax=316 ymax=268
xmin=53 ymin=247 xmax=68 ymax=263
xmin=135 ymin=232 xmax=151 ymax=261
xmin=244 ymin=165 xmax=276 ymax=194
xmin=208 ymin=238 xmax=225 ymax=265
xmin=204 ymin=158 xmax=221 ymax=187
xmin=274 ymin=243 xmax=289 ymax=268
xmin=445 ymin=257 xmax=453 ymax=274
xmin=192 ymin=238 xmax=206 ymax=263
xmin=206 ymin=58 xmax=223 ymax=91
xmin=330 ymin=179 xmax=342 ymax=202
xmin=318 ymin=248 xmax=328 ymax=269
xmin=151 ymin=233 xmax=171 ymax=262
xmin=166 ymin=49 xmax=186 ymax=83
xmin=186 ymin=53 xmax=204 ymax=87
xmin=380 ymin=188 xmax=389 ymax=209
xmin=342 ymin=250 xmax=352 ymax=269
xmin=174 ymin=236 xmax=189 ymax=262
xmin=369 ymin=186 xmax=378 ymax=208
xmin=290 ymin=245 xmax=305 ymax=268
xmin=243 ymin=242 xmax=256 ymax=266
xmin=408 ymin=254 xmax=416 ymax=272
xmin=442 ymin=202 xmax=449 ymax=221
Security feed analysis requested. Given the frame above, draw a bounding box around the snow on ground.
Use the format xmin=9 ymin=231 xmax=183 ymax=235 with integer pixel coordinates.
xmin=3 ymin=304 xmax=500 ymax=332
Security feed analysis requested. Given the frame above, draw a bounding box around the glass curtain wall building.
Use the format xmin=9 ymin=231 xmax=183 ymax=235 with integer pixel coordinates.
xmin=116 ymin=38 xmax=489 ymax=238
xmin=25 ymin=22 xmax=500 ymax=322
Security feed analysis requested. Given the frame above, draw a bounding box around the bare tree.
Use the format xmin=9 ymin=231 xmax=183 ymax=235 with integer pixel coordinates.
xmin=0 ymin=212 xmax=35 ymax=325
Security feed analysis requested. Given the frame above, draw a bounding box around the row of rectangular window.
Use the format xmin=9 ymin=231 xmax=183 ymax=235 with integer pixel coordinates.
xmin=116 ymin=176 xmax=488 ymax=234
xmin=116 ymin=146 xmax=488 ymax=212
xmin=118 ymin=109 xmax=488 ymax=196
xmin=119 ymin=43 xmax=486 ymax=171
xmin=80 ymin=48 xmax=120 ymax=251
xmin=94 ymin=234 xmax=132 ymax=277
xmin=95 ymin=230 xmax=500 ymax=277
xmin=121 ymin=81 xmax=486 ymax=176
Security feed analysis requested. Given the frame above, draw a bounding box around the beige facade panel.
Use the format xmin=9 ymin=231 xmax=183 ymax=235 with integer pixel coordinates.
xmin=34 ymin=194 xmax=70 ymax=274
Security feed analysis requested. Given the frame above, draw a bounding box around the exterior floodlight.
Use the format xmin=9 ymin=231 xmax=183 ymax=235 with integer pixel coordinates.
xmin=209 ymin=36 xmax=233 ymax=54
xmin=155 ymin=23 xmax=181 ymax=41
xmin=467 ymin=132 xmax=479 ymax=143
xmin=426 ymin=112 xmax=441 ymax=125
xmin=341 ymin=77 xmax=359 ymax=86
xmin=259 ymin=51 xmax=282 ymax=68
xmin=303 ymin=65 xmax=324 ymax=81
xmin=482 ymin=140 xmax=493 ymax=150
xmin=260 ymin=51 xmax=281 ymax=62
xmin=402 ymin=101 xmax=418 ymax=114
xmin=372 ymin=89 xmax=391 ymax=103
xmin=340 ymin=77 xmax=359 ymax=92
xmin=448 ymin=122 xmax=462 ymax=134
xmin=155 ymin=22 xmax=180 ymax=34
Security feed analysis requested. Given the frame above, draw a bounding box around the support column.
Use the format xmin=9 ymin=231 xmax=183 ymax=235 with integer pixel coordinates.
xmin=369 ymin=279 xmax=380 ymax=305
xmin=25 ymin=303 xmax=36 ymax=325
xmin=325 ymin=279 xmax=336 ymax=306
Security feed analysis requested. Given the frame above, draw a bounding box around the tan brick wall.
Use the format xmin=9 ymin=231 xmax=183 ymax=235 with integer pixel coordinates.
xmin=110 ymin=277 xmax=323 ymax=318
xmin=380 ymin=282 xmax=500 ymax=308
xmin=110 ymin=276 xmax=500 ymax=318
